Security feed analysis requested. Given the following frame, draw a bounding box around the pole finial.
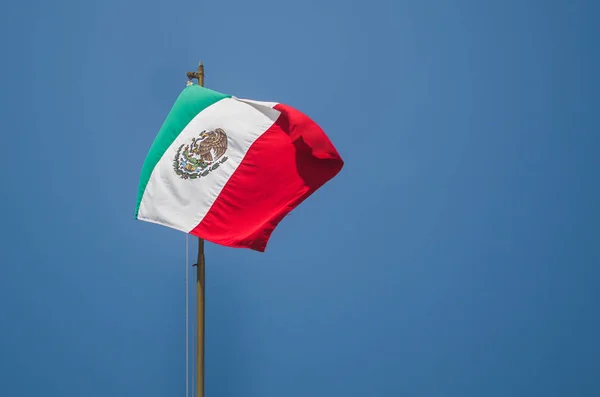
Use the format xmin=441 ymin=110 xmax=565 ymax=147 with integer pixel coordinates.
xmin=186 ymin=61 xmax=205 ymax=87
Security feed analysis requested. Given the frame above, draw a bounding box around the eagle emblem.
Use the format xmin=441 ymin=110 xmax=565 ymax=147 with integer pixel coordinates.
xmin=173 ymin=128 xmax=229 ymax=179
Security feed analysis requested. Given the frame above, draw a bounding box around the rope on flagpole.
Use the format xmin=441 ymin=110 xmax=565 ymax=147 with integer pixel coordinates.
xmin=186 ymin=234 xmax=189 ymax=397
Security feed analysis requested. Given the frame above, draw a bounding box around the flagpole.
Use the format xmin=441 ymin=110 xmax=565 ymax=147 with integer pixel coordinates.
xmin=187 ymin=61 xmax=206 ymax=397
xmin=196 ymin=237 xmax=205 ymax=397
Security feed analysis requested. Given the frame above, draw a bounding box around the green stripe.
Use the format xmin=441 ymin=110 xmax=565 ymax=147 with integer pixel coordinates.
xmin=135 ymin=85 xmax=230 ymax=217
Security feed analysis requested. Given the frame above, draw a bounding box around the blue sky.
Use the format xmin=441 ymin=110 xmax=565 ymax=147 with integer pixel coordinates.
xmin=1 ymin=0 xmax=599 ymax=396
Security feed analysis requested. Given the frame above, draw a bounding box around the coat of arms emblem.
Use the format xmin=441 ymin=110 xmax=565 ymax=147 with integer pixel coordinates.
xmin=173 ymin=128 xmax=229 ymax=179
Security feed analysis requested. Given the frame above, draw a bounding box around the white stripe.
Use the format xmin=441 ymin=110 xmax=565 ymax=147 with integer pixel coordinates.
xmin=234 ymin=97 xmax=278 ymax=109
xmin=138 ymin=97 xmax=281 ymax=232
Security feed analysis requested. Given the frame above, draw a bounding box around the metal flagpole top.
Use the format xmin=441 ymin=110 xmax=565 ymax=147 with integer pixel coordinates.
xmin=187 ymin=61 xmax=205 ymax=86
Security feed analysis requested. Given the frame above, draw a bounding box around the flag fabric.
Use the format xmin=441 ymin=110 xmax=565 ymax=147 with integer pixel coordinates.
xmin=135 ymin=84 xmax=343 ymax=252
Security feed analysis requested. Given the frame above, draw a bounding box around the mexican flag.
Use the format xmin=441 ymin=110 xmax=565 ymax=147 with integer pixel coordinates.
xmin=135 ymin=84 xmax=343 ymax=252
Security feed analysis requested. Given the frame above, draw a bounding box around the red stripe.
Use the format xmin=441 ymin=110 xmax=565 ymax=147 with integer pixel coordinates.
xmin=189 ymin=103 xmax=343 ymax=252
